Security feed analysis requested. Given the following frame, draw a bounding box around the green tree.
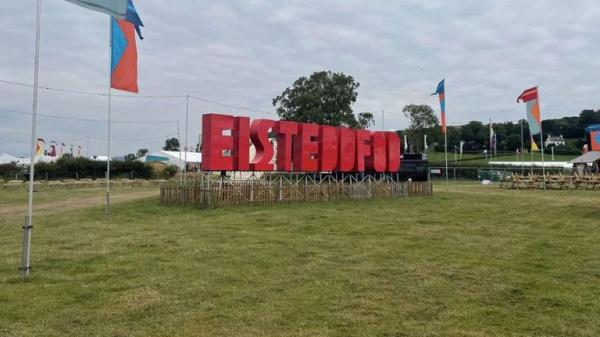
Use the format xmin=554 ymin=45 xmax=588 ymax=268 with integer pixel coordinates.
xmin=273 ymin=71 xmax=368 ymax=128
xmin=163 ymin=138 xmax=179 ymax=151
xmin=136 ymin=148 xmax=149 ymax=158
xmin=357 ymin=112 xmax=375 ymax=129
xmin=124 ymin=154 xmax=137 ymax=162
xmin=505 ymin=134 xmax=522 ymax=152
xmin=578 ymin=110 xmax=600 ymax=129
xmin=402 ymin=104 xmax=439 ymax=152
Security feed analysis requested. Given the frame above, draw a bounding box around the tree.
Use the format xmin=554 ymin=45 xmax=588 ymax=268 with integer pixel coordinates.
xmin=578 ymin=110 xmax=600 ymax=130
xmin=357 ymin=112 xmax=375 ymax=129
xmin=505 ymin=134 xmax=522 ymax=152
xmin=273 ymin=71 xmax=367 ymax=128
xmin=124 ymin=154 xmax=137 ymax=162
xmin=402 ymin=104 xmax=439 ymax=152
xmin=163 ymin=138 xmax=179 ymax=151
xmin=136 ymin=148 xmax=149 ymax=158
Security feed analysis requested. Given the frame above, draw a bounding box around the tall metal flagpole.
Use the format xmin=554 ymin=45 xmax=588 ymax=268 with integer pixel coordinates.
xmin=538 ymin=87 xmax=546 ymax=190
xmin=444 ymin=129 xmax=448 ymax=191
xmin=177 ymin=121 xmax=184 ymax=206
xmin=22 ymin=0 xmax=43 ymax=278
xmin=184 ymin=95 xmax=189 ymax=186
xmin=106 ymin=18 xmax=113 ymax=215
xmin=520 ymin=119 xmax=525 ymax=175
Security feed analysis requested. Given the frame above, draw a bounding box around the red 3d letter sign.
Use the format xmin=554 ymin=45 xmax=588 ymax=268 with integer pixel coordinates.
xmin=201 ymin=113 xmax=401 ymax=172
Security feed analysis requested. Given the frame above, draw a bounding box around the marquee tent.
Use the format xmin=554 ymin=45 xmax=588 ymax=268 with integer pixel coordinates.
xmin=140 ymin=150 xmax=202 ymax=169
xmin=0 ymin=153 xmax=20 ymax=164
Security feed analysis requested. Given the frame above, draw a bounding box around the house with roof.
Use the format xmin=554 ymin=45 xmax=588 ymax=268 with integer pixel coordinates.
xmin=544 ymin=134 xmax=566 ymax=147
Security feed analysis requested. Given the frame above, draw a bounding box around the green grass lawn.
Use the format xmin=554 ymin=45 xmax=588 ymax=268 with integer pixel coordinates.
xmin=1 ymin=184 xmax=599 ymax=337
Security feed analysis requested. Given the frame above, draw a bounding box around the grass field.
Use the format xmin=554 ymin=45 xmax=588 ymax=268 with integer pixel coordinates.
xmin=1 ymin=184 xmax=599 ymax=336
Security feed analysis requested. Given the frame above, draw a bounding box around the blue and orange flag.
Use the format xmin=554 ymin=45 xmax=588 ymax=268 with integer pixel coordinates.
xmin=517 ymin=87 xmax=542 ymax=136
xmin=585 ymin=124 xmax=600 ymax=151
xmin=431 ymin=79 xmax=446 ymax=134
xmin=111 ymin=0 xmax=143 ymax=93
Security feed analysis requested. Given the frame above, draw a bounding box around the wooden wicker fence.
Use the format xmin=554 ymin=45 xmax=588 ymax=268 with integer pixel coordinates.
xmin=500 ymin=174 xmax=600 ymax=190
xmin=160 ymin=176 xmax=432 ymax=209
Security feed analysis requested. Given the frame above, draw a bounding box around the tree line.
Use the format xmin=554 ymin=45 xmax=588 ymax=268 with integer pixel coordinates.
xmin=404 ymin=109 xmax=600 ymax=155
xmin=0 ymin=156 xmax=179 ymax=181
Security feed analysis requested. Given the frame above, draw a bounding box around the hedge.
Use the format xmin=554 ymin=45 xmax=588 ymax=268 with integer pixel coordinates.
xmin=1 ymin=157 xmax=156 ymax=181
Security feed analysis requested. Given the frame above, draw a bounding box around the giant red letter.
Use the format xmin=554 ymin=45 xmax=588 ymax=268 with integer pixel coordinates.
xmin=337 ymin=127 xmax=356 ymax=172
xmin=368 ymin=131 xmax=387 ymax=172
xmin=274 ymin=121 xmax=298 ymax=171
xmin=319 ymin=125 xmax=338 ymax=171
xmin=249 ymin=119 xmax=275 ymax=171
xmin=355 ymin=130 xmax=371 ymax=172
xmin=234 ymin=117 xmax=250 ymax=171
xmin=201 ymin=114 xmax=235 ymax=171
xmin=386 ymin=132 xmax=401 ymax=172
xmin=293 ymin=123 xmax=319 ymax=172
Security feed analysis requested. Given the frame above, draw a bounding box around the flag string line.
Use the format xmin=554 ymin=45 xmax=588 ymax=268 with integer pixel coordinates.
xmin=3 ymin=133 xmax=178 ymax=144
xmin=2 ymin=78 xmax=580 ymax=126
xmin=0 ymin=107 xmax=178 ymax=124
xmin=0 ymin=78 xmax=276 ymax=116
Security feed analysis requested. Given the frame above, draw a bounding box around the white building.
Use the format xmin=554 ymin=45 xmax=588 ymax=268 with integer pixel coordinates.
xmin=545 ymin=134 xmax=566 ymax=147
xmin=140 ymin=150 xmax=202 ymax=169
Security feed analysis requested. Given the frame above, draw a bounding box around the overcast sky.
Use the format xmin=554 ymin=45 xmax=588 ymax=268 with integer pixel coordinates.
xmin=1 ymin=0 xmax=599 ymax=156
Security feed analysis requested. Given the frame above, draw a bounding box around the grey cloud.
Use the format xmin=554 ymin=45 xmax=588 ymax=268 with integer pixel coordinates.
xmin=1 ymin=0 xmax=599 ymax=156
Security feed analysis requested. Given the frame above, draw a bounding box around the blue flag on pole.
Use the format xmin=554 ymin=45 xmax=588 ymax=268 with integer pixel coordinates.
xmin=125 ymin=0 xmax=144 ymax=39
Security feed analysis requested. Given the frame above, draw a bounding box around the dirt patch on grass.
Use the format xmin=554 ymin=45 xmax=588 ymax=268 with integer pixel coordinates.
xmin=0 ymin=190 xmax=159 ymax=218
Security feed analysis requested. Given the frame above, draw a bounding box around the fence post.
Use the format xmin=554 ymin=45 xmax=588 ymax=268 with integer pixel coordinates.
xmin=278 ymin=174 xmax=283 ymax=202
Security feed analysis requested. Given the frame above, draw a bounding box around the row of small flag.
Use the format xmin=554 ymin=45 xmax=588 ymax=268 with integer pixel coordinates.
xmin=431 ymin=80 xmax=542 ymax=137
xmin=36 ymin=138 xmax=82 ymax=157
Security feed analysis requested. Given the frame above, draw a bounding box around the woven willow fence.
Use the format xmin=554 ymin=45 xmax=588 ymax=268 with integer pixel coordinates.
xmin=160 ymin=174 xmax=432 ymax=209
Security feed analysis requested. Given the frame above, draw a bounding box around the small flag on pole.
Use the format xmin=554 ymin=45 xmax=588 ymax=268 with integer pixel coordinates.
xmin=424 ymin=134 xmax=428 ymax=151
xmin=431 ymin=79 xmax=446 ymax=134
xmin=49 ymin=141 xmax=57 ymax=157
xmin=65 ymin=0 xmax=128 ymax=19
xmin=531 ymin=136 xmax=540 ymax=152
xmin=35 ymin=138 xmax=45 ymax=156
xmin=517 ymin=87 xmax=542 ymax=136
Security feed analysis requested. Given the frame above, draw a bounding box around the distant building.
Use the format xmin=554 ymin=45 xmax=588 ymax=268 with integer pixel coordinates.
xmin=140 ymin=150 xmax=202 ymax=171
xmin=545 ymin=134 xmax=566 ymax=147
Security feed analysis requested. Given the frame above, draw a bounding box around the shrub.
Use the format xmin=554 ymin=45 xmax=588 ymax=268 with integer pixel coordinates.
xmin=162 ymin=165 xmax=179 ymax=179
xmin=28 ymin=157 xmax=154 ymax=180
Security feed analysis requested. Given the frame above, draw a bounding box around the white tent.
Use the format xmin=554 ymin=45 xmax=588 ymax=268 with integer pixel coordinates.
xmin=141 ymin=150 xmax=202 ymax=169
xmin=0 ymin=153 xmax=20 ymax=164
xmin=489 ymin=161 xmax=573 ymax=169
xmin=13 ymin=155 xmax=60 ymax=166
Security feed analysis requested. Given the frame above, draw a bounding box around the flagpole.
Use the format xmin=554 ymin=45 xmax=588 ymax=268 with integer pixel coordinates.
xmin=21 ymin=0 xmax=43 ymax=278
xmin=444 ymin=130 xmax=448 ymax=191
xmin=106 ymin=18 xmax=112 ymax=215
xmin=520 ymin=119 xmax=524 ymax=175
xmin=538 ymin=87 xmax=546 ymax=190
xmin=184 ymin=94 xmax=189 ymax=186
xmin=530 ymin=138 xmax=533 ymax=175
